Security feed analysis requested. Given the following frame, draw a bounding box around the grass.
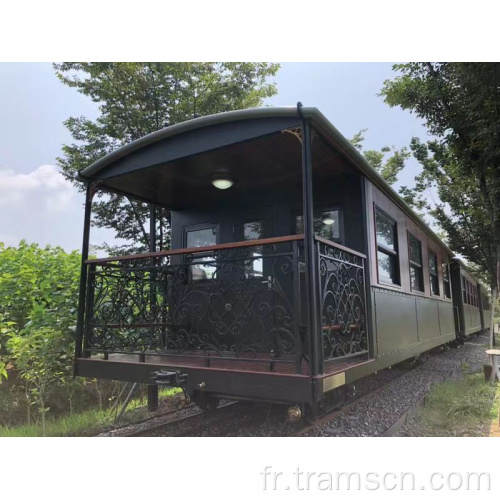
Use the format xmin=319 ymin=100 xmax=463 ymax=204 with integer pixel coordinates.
xmin=0 ymin=386 xmax=181 ymax=437
xmin=410 ymin=374 xmax=500 ymax=437
xmin=402 ymin=329 xmax=500 ymax=436
xmin=0 ymin=408 xmax=111 ymax=437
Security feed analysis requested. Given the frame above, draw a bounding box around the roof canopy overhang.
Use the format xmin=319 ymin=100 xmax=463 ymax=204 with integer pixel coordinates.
xmin=79 ymin=106 xmax=454 ymax=255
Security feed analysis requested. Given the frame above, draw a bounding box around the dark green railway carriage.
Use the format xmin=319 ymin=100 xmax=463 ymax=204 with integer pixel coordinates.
xmin=73 ymin=105 xmax=490 ymax=416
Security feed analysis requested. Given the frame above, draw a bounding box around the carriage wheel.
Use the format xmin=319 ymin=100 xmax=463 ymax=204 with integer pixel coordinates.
xmin=195 ymin=392 xmax=220 ymax=412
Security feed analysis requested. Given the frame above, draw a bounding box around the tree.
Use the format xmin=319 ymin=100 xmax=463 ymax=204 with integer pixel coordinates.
xmin=0 ymin=315 xmax=11 ymax=383
xmin=7 ymin=327 xmax=68 ymax=435
xmin=349 ymin=129 xmax=410 ymax=185
xmin=381 ymin=63 xmax=500 ymax=346
xmin=55 ymin=62 xmax=280 ymax=255
xmin=0 ymin=241 xmax=81 ymax=329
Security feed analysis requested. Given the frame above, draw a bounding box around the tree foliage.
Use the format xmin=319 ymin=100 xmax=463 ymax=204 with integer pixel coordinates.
xmin=380 ymin=63 xmax=500 ymax=291
xmin=0 ymin=241 xmax=80 ymax=329
xmin=349 ymin=129 xmax=410 ymax=185
xmin=55 ymin=62 xmax=280 ymax=255
xmin=0 ymin=242 xmax=81 ymax=429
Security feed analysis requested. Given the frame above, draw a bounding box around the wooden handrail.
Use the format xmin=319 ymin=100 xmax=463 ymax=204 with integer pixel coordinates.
xmin=315 ymin=235 xmax=367 ymax=260
xmin=85 ymin=234 xmax=366 ymax=265
xmin=85 ymin=234 xmax=304 ymax=264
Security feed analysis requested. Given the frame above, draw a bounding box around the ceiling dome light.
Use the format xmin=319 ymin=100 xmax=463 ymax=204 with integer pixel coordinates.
xmin=212 ymin=170 xmax=234 ymax=190
xmin=212 ymin=178 xmax=234 ymax=190
xmin=323 ymin=216 xmax=335 ymax=226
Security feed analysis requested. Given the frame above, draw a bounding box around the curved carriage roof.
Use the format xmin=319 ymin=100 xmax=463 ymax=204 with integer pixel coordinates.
xmin=79 ymin=106 xmax=453 ymax=255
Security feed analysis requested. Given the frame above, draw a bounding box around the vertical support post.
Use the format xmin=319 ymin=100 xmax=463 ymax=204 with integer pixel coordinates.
xmin=300 ymin=114 xmax=322 ymax=378
xmin=149 ymin=204 xmax=157 ymax=253
xmin=360 ymin=176 xmax=374 ymax=359
xmin=478 ymin=284 xmax=485 ymax=335
xmin=292 ymin=239 xmax=303 ymax=374
xmin=82 ymin=262 xmax=96 ymax=357
xmin=74 ymin=183 xmax=93 ymax=372
xmin=148 ymin=204 xmax=159 ymax=412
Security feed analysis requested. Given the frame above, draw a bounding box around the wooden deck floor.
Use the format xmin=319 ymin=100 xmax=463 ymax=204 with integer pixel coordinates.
xmin=90 ymin=351 xmax=369 ymax=377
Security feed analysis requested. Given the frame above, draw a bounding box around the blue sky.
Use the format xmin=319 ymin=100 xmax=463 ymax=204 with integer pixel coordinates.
xmin=0 ymin=62 xmax=428 ymax=252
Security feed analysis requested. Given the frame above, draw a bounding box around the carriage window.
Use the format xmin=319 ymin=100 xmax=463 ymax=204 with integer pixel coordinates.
xmin=375 ymin=209 xmax=399 ymax=285
xmin=429 ymin=251 xmax=439 ymax=296
xmin=244 ymin=221 xmax=263 ymax=278
xmin=442 ymin=262 xmax=451 ymax=299
xmin=186 ymin=226 xmax=217 ymax=248
xmin=244 ymin=221 xmax=264 ymax=242
xmin=408 ymin=233 xmax=424 ymax=292
xmin=464 ymin=279 xmax=474 ymax=305
xmin=185 ymin=225 xmax=217 ymax=279
xmin=295 ymin=209 xmax=341 ymax=242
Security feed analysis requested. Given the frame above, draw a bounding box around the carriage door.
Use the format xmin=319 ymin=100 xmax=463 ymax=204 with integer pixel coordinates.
xmin=180 ymin=224 xmax=218 ymax=343
xmin=234 ymin=218 xmax=283 ymax=355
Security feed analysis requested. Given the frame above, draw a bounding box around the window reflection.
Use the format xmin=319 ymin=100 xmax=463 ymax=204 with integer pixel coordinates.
xmin=429 ymin=251 xmax=439 ymax=295
xmin=375 ymin=209 xmax=399 ymax=285
xmin=376 ymin=212 xmax=396 ymax=251
xmin=442 ymin=262 xmax=451 ymax=299
xmin=295 ymin=209 xmax=340 ymax=242
xmin=377 ymin=252 xmax=397 ymax=282
xmin=185 ymin=226 xmax=217 ymax=280
xmin=244 ymin=221 xmax=264 ymax=278
xmin=408 ymin=233 xmax=424 ymax=292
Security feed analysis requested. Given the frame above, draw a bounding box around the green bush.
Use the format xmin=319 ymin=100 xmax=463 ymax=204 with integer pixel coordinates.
xmin=0 ymin=242 xmax=103 ymax=433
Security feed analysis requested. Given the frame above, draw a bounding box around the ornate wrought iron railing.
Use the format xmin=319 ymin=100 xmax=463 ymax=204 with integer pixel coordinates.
xmin=81 ymin=235 xmax=306 ymax=373
xmin=78 ymin=235 xmax=369 ymax=373
xmin=316 ymin=236 xmax=368 ymax=362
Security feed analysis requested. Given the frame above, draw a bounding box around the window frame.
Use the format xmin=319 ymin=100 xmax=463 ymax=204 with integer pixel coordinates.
xmin=442 ymin=261 xmax=451 ymax=299
xmin=428 ymin=250 xmax=440 ymax=296
xmin=242 ymin=219 xmax=265 ymax=279
xmin=182 ymin=223 xmax=219 ymax=280
xmin=292 ymin=205 xmax=344 ymax=244
xmin=407 ymin=232 xmax=425 ymax=294
xmin=374 ymin=207 xmax=400 ymax=287
xmin=183 ymin=223 xmax=219 ymax=250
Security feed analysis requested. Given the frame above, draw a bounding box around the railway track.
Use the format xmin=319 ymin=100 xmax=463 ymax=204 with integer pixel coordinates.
xmin=108 ymin=339 xmax=482 ymax=437
xmin=123 ymin=401 xmax=242 ymax=437
xmin=112 ymin=362 xmax=418 ymax=437
xmin=295 ymin=370 xmax=411 ymax=436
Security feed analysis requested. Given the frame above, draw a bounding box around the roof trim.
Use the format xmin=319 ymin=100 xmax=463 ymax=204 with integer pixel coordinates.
xmin=79 ymin=105 xmax=453 ymax=255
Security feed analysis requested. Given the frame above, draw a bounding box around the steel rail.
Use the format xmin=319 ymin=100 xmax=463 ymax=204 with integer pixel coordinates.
xmin=122 ymin=401 xmax=240 ymax=437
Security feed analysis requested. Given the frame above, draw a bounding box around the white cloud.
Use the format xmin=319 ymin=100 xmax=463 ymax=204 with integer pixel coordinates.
xmin=0 ymin=164 xmax=85 ymax=251
xmin=0 ymin=164 xmax=122 ymax=254
xmin=0 ymin=164 xmax=73 ymax=211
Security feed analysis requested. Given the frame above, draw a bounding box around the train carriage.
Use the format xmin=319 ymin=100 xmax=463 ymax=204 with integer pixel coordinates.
xmin=73 ymin=105 xmax=491 ymax=418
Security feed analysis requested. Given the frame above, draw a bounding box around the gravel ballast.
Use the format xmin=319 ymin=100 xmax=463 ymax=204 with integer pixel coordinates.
xmin=221 ymin=336 xmax=489 ymax=437
xmin=303 ymin=336 xmax=489 ymax=437
xmin=102 ymin=336 xmax=490 ymax=437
